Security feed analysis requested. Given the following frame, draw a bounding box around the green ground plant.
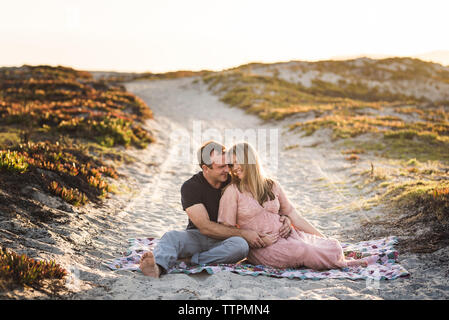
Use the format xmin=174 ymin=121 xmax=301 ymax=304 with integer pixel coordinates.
xmin=0 ymin=247 xmax=67 ymax=287
xmin=0 ymin=65 xmax=155 ymax=209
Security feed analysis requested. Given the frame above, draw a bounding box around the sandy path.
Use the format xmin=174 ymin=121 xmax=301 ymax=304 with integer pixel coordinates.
xmin=72 ymin=77 xmax=448 ymax=300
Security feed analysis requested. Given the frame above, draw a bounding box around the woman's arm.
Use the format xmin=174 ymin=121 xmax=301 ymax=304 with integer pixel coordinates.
xmin=288 ymin=211 xmax=326 ymax=238
xmin=275 ymin=181 xmax=326 ymax=238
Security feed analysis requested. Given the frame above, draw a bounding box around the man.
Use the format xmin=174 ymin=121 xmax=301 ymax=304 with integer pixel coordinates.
xmin=139 ymin=140 xmax=292 ymax=277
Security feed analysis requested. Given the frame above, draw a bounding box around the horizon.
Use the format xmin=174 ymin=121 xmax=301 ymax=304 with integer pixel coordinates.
xmin=2 ymin=51 xmax=449 ymax=74
xmin=1 ymin=0 xmax=449 ymax=73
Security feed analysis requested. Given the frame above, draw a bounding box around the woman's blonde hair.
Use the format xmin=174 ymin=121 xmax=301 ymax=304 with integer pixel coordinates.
xmin=226 ymin=142 xmax=275 ymax=205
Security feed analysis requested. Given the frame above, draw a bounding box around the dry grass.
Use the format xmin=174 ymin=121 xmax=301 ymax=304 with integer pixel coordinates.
xmin=202 ymin=71 xmax=407 ymax=121
xmin=358 ymin=179 xmax=449 ymax=253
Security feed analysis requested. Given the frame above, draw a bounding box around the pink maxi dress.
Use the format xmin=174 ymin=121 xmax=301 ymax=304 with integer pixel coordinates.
xmin=218 ymin=182 xmax=351 ymax=270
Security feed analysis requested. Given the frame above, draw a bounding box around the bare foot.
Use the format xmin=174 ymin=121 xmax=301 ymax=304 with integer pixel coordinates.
xmin=346 ymin=255 xmax=379 ymax=268
xmin=139 ymin=251 xmax=161 ymax=278
xmin=362 ymin=254 xmax=380 ymax=266
xmin=346 ymin=259 xmax=365 ymax=268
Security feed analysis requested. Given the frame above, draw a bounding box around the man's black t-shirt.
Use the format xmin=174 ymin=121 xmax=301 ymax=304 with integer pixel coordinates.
xmin=181 ymin=171 xmax=231 ymax=230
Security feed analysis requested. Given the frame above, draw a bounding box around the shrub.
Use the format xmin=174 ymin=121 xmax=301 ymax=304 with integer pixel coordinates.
xmin=345 ymin=154 xmax=360 ymax=161
xmin=382 ymin=180 xmax=449 ymax=223
xmin=2 ymin=141 xmax=119 ymax=206
xmin=0 ymin=150 xmax=29 ymax=173
xmin=0 ymin=65 xmax=155 ymax=149
xmin=0 ymin=247 xmax=67 ymax=286
xmin=49 ymin=181 xmax=88 ymax=206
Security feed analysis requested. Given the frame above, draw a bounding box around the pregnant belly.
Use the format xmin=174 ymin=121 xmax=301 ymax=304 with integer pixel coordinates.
xmin=239 ymin=212 xmax=283 ymax=234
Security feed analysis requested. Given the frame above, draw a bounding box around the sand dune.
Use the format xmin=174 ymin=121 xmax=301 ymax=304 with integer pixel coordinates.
xmin=25 ymin=76 xmax=437 ymax=300
xmin=7 ymin=76 xmax=446 ymax=299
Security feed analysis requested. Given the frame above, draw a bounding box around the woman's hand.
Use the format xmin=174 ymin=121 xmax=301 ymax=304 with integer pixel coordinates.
xmin=260 ymin=233 xmax=280 ymax=247
xmin=279 ymin=215 xmax=292 ymax=238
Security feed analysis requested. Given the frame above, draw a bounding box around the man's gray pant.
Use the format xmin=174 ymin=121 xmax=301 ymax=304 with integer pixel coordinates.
xmin=153 ymin=229 xmax=249 ymax=272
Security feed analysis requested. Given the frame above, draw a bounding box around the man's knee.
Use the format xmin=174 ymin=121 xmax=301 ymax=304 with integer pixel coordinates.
xmin=226 ymin=236 xmax=249 ymax=260
xmin=161 ymin=230 xmax=188 ymax=242
xmin=162 ymin=230 xmax=182 ymax=239
xmin=158 ymin=230 xmax=188 ymax=250
xmin=155 ymin=230 xmax=191 ymax=270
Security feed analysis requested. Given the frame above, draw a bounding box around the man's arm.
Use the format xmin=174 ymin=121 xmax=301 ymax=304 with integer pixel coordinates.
xmin=186 ymin=203 xmax=266 ymax=248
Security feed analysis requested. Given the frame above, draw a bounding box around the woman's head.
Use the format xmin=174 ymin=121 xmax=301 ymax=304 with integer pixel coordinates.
xmin=228 ymin=142 xmax=262 ymax=181
xmin=227 ymin=142 xmax=274 ymax=205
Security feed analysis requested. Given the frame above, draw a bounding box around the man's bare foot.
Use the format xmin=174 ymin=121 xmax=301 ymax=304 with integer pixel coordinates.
xmin=139 ymin=251 xmax=161 ymax=278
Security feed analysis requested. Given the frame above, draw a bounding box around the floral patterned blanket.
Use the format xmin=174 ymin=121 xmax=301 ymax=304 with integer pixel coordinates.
xmin=105 ymin=236 xmax=410 ymax=280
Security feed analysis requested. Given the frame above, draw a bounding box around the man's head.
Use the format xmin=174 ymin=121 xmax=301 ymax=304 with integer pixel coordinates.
xmin=197 ymin=140 xmax=230 ymax=183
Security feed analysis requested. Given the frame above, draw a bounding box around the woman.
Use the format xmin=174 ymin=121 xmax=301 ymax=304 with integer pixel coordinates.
xmin=218 ymin=142 xmax=378 ymax=270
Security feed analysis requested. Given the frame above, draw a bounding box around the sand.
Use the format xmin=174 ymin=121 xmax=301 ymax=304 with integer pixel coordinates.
xmin=3 ymin=76 xmax=448 ymax=300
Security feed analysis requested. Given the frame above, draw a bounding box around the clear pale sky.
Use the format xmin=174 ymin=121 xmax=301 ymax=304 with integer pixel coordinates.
xmin=1 ymin=0 xmax=448 ymax=73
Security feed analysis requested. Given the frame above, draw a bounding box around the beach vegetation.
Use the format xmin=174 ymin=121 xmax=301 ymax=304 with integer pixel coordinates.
xmin=0 ymin=247 xmax=67 ymax=288
xmin=203 ymin=58 xmax=449 ymax=165
xmin=0 ymin=65 xmax=154 ymax=208
xmin=0 ymin=150 xmax=29 ymax=173
xmin=361 ymin=179 xmax=449 ymax=252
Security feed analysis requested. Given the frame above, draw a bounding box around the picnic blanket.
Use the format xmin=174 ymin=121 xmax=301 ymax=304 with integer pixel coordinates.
xmin=105 ymin=236 xmax=410 ymax=280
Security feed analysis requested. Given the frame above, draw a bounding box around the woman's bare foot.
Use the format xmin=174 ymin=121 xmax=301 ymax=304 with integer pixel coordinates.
xmin=346 ymin=259 xmax=364 ymax=268
xmin=362 ymin=254 xmax=380 ymax=266
xmin=346 ymin=255 xmax=379 ymax=268
xmin=139 ymin=251 xmax=161 ymax=278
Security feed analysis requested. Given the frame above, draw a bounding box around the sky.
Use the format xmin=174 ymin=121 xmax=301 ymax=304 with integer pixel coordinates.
xmin=1 ymin=0 xmax=448 ymax=73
